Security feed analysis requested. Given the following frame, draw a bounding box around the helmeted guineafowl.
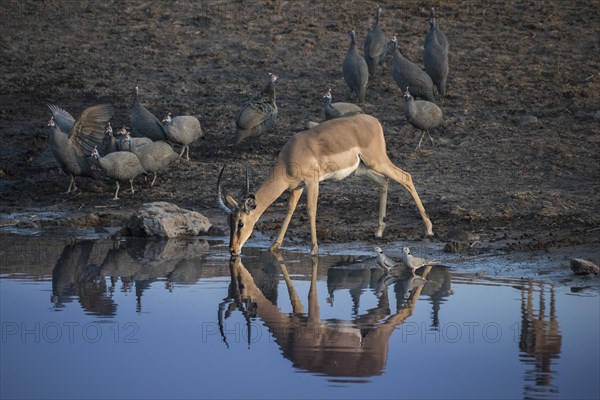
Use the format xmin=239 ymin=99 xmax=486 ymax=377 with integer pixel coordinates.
xmin=423 ymin=7 xmax=449 ymax=96
xmin=234 ymin=73 xmax=278 ymax=147
xmin=403 ymin=87 xmax=443 ymax=150
xmin=390 ymin=36 xmax=435 ymax=102
xmin=343 ymin=29 xmax=369 ymax=103
xmin=47 ymin=104 xmax=75 ymax=133
xmin=323 ymin=88 xmax=363 ymax=120
xmin=131 ymin=85 xmax=169 ymax=142
xmin=120 ymin=137 xmax=179 ymax=187
xmin=102 ymin=122 xmax=120 ymax=155
xmin=162 ymin=112 xmax=204 ymax=161
xmin=116 ymin=127 xmax=152 ymax=151
xmin=364 ymin=5 xmax=387 ymax=77
xmin=47 ymin=104 xmax=114 ymax=193
xmin=90 ymin=146 xmax=146 ymax=200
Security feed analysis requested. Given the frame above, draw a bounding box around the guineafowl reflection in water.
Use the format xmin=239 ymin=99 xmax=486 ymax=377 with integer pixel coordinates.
xmin=220 ymin=254 xmax=451 ymax=378
xmin=51 ymin=241 xmax=116 ymax=316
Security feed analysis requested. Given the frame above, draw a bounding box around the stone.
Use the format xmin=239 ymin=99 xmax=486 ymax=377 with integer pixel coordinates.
xmin=570 ymin=258 xmax=599 ymax=275
xmin=124 ymin=201 xmax=212 ymax=238
xmin=518 ymin=115 xmax=538 ymax=126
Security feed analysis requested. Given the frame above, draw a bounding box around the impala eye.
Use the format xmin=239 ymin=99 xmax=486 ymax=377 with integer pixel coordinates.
xmin=238 ymin=221 xmax=245 ymax=229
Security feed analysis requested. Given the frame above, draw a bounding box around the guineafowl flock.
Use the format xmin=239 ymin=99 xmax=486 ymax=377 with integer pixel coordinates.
xmin=46 ymin=5 xmax=449 ymax=200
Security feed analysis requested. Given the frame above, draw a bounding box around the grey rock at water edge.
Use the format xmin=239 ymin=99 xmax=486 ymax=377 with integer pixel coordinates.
xmin=570 ymin=258 xmax=599 ymax=275
xmin=125 ymin=201 xmax=212 ymax=238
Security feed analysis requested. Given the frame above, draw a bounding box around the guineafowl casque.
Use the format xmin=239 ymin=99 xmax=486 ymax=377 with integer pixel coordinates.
xmin=234 ymin=73 xmax=278 ymax=147
xmin=120 ymin=137 xmax=180 ymax=187
xmin=47 ymin=104 xmax=114 ymax=193
xmin=423 ymin=7 xmax=449 ymax=96
xmin=162 ymin=112 xmax=204 ymax=161
xmin=390 ymin=36 xmax=435 ymax=102
xmin=90 ymin=146 xmax=146 ymax=200
xmin=364 ymin=5 xmax=387 ymax=77
xmin=47 ymin=104 xmax=75 ymax=133
xmin=403 ymin=87 xmax=443 ymax=150
xmin=131 ymin=85 xmax=169 ymax=142
xmin=323 ymin=88 xmax=363 ymax=120
xmin=343 ymin=29 xmax=369 ymax=103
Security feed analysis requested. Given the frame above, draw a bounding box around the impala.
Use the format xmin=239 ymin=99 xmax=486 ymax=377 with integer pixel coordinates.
xmin=218 ymin=114 xmax=433 ymax=256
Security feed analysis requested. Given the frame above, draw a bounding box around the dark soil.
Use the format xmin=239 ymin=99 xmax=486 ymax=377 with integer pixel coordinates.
xmin=1 ymin=0 xmax=599 ymax=254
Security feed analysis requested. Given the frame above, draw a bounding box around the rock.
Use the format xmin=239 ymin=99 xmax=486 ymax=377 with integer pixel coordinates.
xmin=570 ymin=258 xmax=599 ymax=275
xmin=307 ymin=121 xmax=319 ymax=129
xmin=518 ymin=115 xmax=538 ymax=126
xmin=444 ymin=241 xmax=472 ymax=253
xmin=124 ymin=202 xmax=212 ymax=238
xmin=445 ymin=230 xmax=480 ymax=242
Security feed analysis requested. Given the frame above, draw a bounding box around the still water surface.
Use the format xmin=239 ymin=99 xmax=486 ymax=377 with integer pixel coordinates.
xmin=1 ymin=236 xmax=598 ymax=399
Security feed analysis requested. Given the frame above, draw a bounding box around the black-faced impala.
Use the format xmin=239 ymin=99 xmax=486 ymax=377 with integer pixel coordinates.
xmin=217 ymin=114 xmax=433 ymax=256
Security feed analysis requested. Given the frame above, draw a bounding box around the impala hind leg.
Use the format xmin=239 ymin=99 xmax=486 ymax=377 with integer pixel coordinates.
xmin=374 ymin=162 xmax=433 ymax=237
xmin=271 ymin=187 xmax=304 ymax=252
xmin=361 ymin=168 xmax=389 ymax=238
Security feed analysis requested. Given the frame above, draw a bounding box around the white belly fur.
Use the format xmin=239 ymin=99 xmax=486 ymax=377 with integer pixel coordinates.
xmin=319 ymin=156 xmax=360 ymax=182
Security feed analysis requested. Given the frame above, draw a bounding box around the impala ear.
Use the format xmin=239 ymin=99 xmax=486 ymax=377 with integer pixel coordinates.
xmin=242 ymin=195 xmax=256 ymax=213
xmin=225 ymin=195 xmax=238 ymax=208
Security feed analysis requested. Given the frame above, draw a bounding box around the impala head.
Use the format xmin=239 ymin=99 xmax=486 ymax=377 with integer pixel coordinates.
xmin=217 ymin=164 xmax=258 ymax=256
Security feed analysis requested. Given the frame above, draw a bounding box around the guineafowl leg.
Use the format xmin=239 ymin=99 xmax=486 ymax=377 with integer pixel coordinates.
xmin=416 ymin=131 xmax=426 ymax=151
xmin=130 ymin=179 xmax=135 ymax=194
xmin=113 ymin=181 xmax=120 ymax=200
xmin=66 ymin=175 xmax=75 ymax=194
xmin=150 ymin=173 xmax=157 ymax=187
xmin=179 ymin=146 xmax=185 ymax=158
xmin=427 ymin=131 xmax=435 ymax=146
xmin=185 ymin=146 xmax=190 ymax=161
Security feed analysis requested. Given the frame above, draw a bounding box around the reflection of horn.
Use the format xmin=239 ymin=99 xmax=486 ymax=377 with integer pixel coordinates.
xmin=217 ymin=164 xmax=233 ymax=215
xmin=218 ymin=300 xmax=230 ymax=349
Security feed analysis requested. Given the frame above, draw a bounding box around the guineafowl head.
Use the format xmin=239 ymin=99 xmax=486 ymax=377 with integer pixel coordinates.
xmin=162 ymin=112 xmax=172 ymax=124
xmin=47 ymin=116 xmax=55 ymax=128
xmin=268 ymin=73 xmax=278 ymax=84
xmin=323 ymin=88 xmax=332 ymax=101
xmin=403 ymin=87 xmax=413 ymax=101
xmin=348 ymin=29 xmax=357 ymax=44
xmin=91 ymin=146 xmax=100 ymax=159
xmin=390 ymin=35 xmax=398 ymax=49
xmin=104 ymin=122 xmax=113 ymax=136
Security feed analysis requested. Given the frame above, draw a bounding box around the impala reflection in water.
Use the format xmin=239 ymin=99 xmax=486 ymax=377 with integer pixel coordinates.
xmin=220 ymin=254 xmax=447 ymax=377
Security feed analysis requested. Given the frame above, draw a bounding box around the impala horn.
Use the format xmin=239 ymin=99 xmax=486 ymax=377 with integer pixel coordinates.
xmin=245 ymin=165 xmax=250 ymax=196
xmin=217 ymin=164 xmax=233 ymax=215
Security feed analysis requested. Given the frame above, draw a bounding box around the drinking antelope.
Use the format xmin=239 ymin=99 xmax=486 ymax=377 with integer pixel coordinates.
xmin=218 ymin=114 xmax=433 ymax=256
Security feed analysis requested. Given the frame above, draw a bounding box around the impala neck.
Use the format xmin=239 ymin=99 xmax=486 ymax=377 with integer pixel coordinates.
xmin=248 ymin=163 xmax=291 ymax=222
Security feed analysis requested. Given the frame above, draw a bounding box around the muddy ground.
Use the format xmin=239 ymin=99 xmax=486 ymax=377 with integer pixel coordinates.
xmin=0 ymin=1 xmax=599 ymax=270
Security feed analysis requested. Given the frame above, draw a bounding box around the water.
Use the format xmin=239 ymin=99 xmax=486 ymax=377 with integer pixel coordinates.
xmin=1 ymin=235 xmax=599 ymax=399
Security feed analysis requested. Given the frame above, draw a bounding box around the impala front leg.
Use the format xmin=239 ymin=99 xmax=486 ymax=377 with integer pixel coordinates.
xmin=306 ymin=182 xmax=320 ymax=255
xmin=271 ymin=187 xmax=304 ymax=252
